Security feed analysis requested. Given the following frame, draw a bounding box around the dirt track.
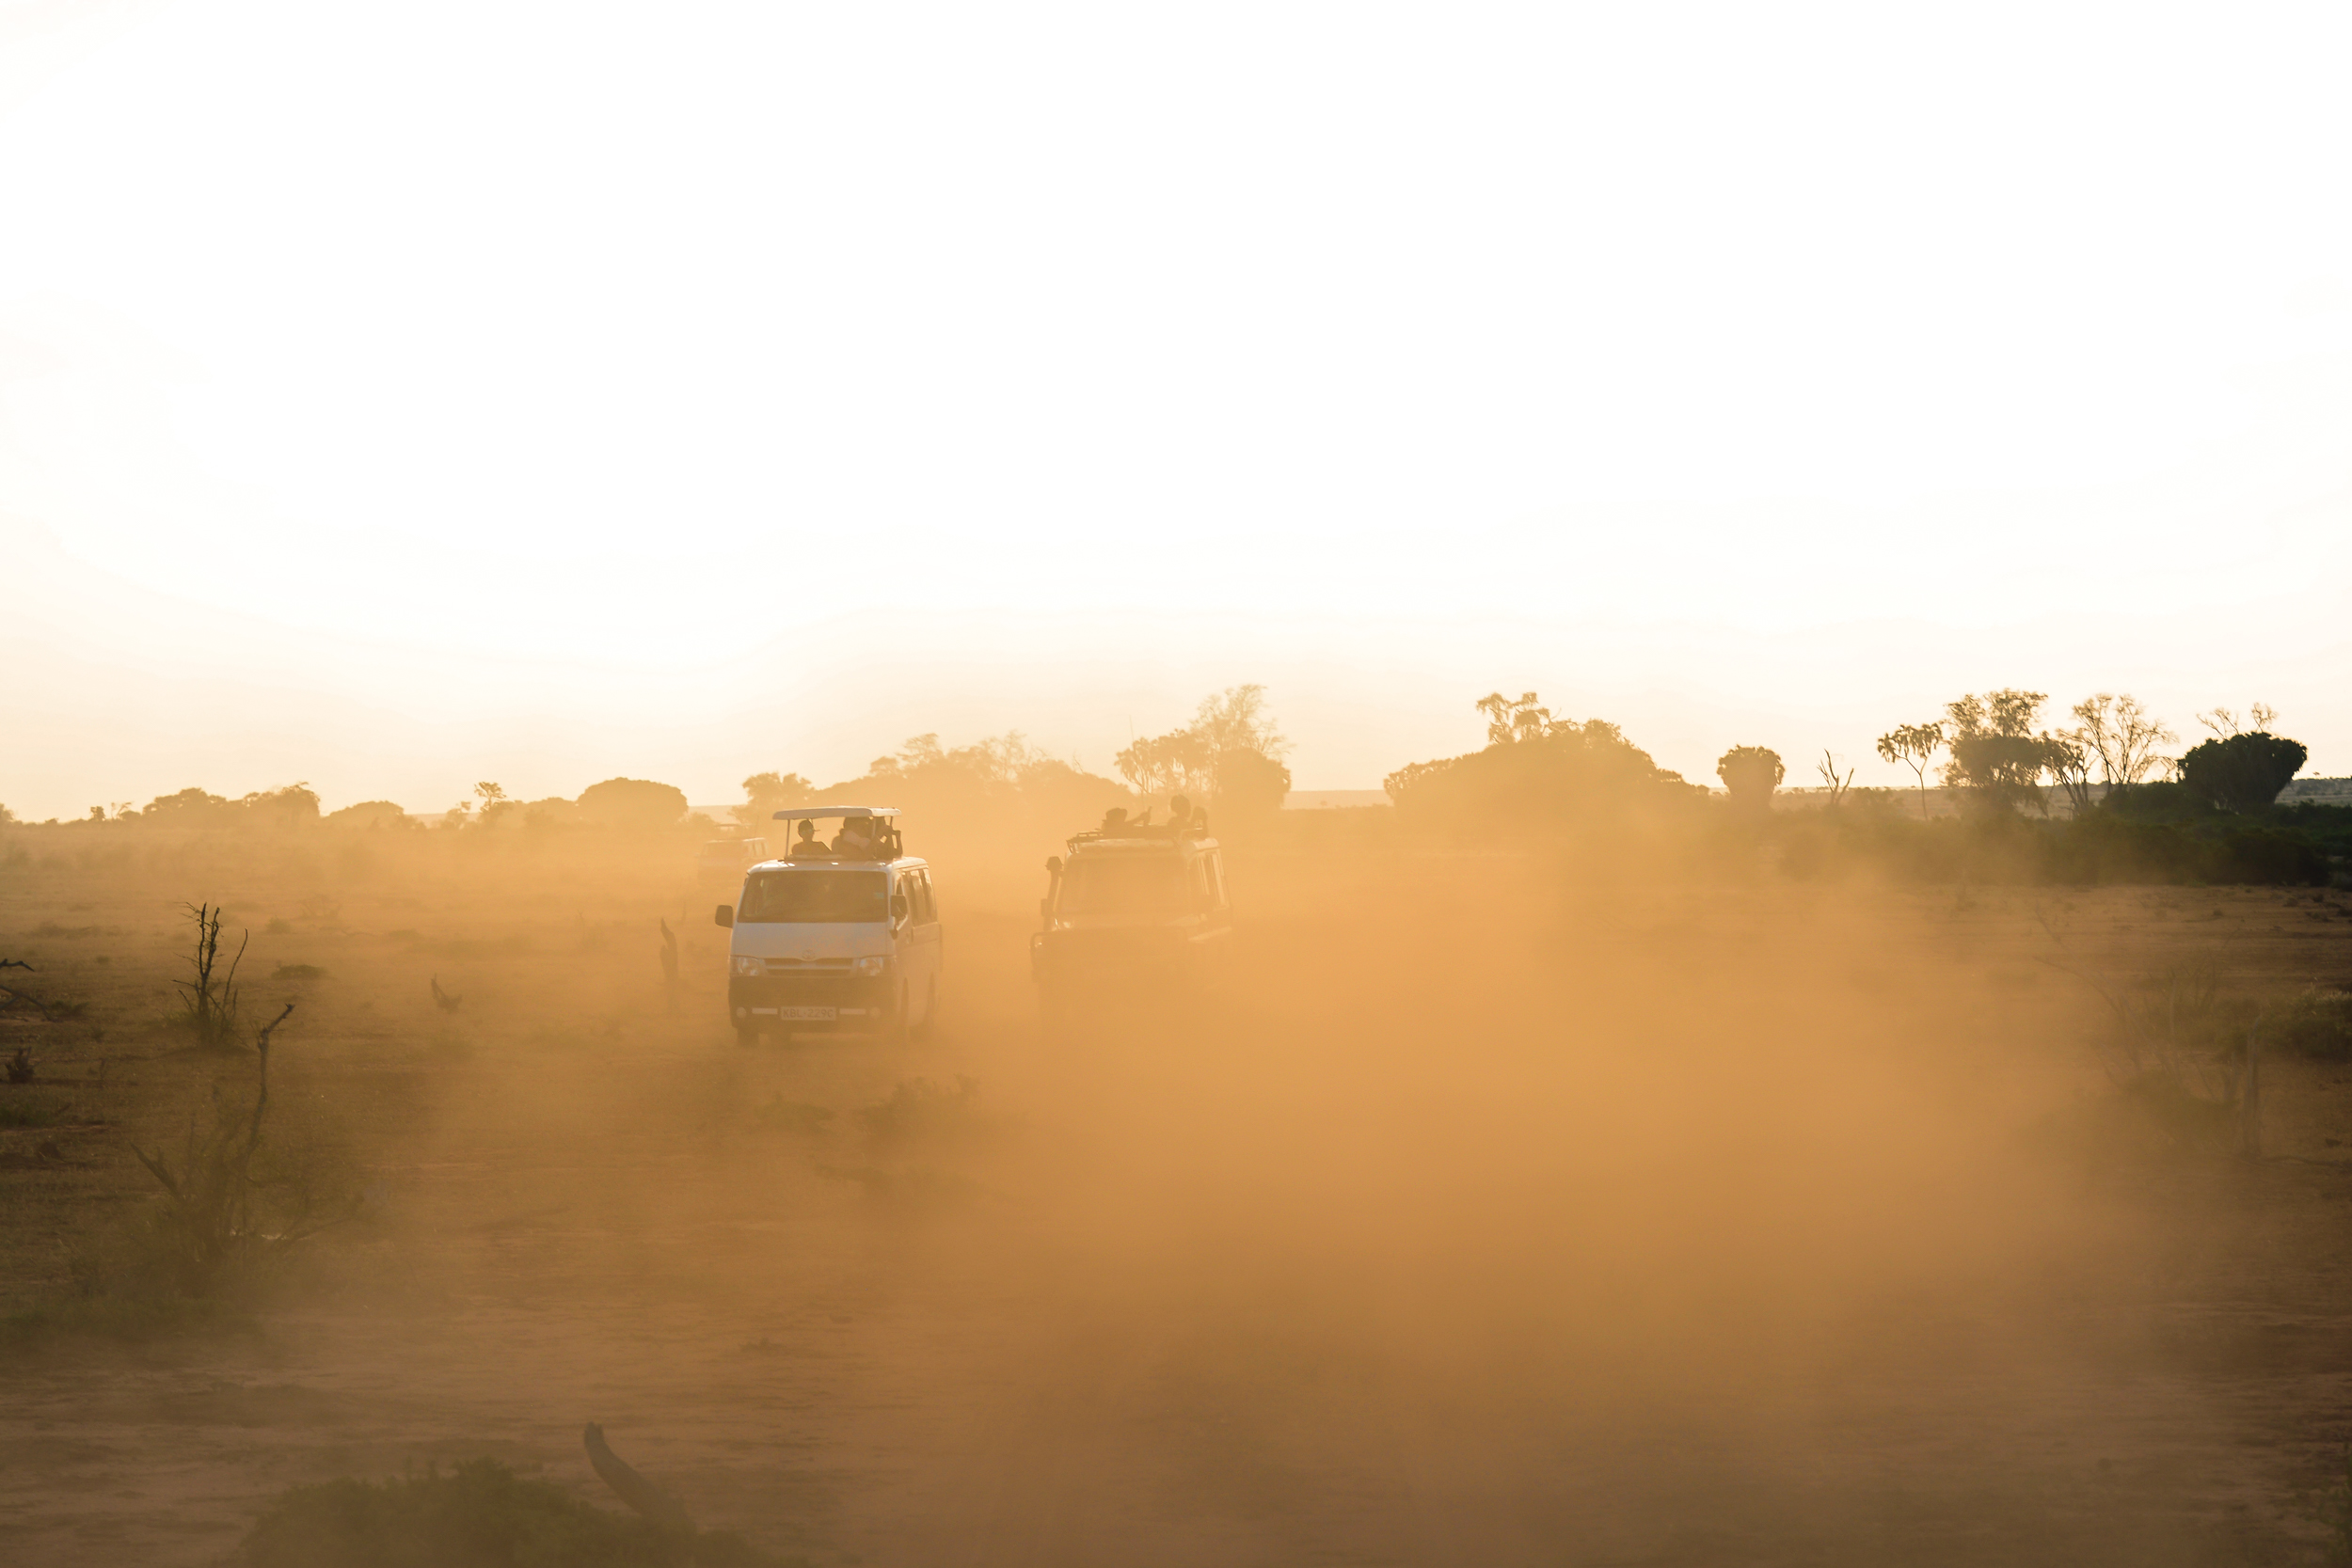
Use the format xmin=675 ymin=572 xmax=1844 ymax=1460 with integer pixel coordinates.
xmin=5 ymin=847 xmax=2352 ymax=1566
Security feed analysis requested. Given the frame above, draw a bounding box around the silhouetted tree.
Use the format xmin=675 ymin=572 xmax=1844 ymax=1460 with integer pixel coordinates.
xmin=1214 ymin=748 xmax=1292 ymax=820
xmin=575 ymin=778 xmax=689 ymax=830
xmin=1476 ymin=691 xmax=1552 ymax=746
xmin=2177 ymin=731 xmax=2307 ymax=813
xmin=1715 ymin=746 xmax=1784 ymax=816
xmin=1874 ymin=721 xmax=1945 ymax=821
xmin=2043 ymin=732 xmax=2094 ymax=816
xmin=2066 ymin=693 xmax=2175 ymax=795
xmin=818 ymin=731 xmax=1129 ymax=865
xmin=132 ymin=785 xmax=317 ymax=830
xmin=1114 ymin=729 xmax=1212 ymax=795
xmin=735 ymin=771 xmax=814 ymax=827
xmin=324 ymin=800 xmax=411 ymax=830
xmin=1815 ymin=751 xmax=1853 ymax=807
xmin=1117 ymin=685 xmax=1289 ymax=800
xmin=472 ymin=782 xmax=515 ymax=829
xmin=1943 ymin=690 xmax=2057 ymax=816
xmin=1387 ymin=708 xmax=1699 ymax=829
xmin=139 ymin=787 xmax=236 ymax=824
xmin=241 ymin=784 xmax=320 ymax=829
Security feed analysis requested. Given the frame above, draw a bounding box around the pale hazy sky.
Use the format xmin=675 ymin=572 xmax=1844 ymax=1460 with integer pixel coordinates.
xmin=4 ymin=1 xmax=2349 ymax=816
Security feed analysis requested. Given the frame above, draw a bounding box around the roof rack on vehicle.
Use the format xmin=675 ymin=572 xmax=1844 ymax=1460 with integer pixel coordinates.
xmin=1064 ymin=820 xmax=1210 ymax=850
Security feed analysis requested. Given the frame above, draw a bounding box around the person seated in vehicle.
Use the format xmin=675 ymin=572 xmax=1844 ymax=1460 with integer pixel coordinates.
xmin=788 ymin=819 xmax=829 ymax=856
xmin=834 ymin=816 xmax=880 ymax=859
xmin=1168 ymin=795 xmax=1194 ymax=833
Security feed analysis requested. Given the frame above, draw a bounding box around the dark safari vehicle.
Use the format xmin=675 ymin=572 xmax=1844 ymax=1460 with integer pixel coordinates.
xmin=1031 ymin=806 xmax=1232 ymax=1030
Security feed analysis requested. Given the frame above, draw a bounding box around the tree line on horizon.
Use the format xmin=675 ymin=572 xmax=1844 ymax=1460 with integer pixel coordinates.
xmin=5 ymin=682 xmax=2338 ymax=885
xmin=1379 ymin=686 xmax=2341 ymax=885
xmin=0 ymin=686 xmax=1296 ymax=840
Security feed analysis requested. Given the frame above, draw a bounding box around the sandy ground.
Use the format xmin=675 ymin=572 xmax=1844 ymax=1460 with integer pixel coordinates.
xmin=4 ymin=841 xmax=2352 ymax=1566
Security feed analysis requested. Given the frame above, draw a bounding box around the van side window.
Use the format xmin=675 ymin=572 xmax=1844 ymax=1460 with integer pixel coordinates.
xmin=917 ymin=870 xmax=938 ymax=925
xmin=1201 ymin=852 xmax=1222 ymax=906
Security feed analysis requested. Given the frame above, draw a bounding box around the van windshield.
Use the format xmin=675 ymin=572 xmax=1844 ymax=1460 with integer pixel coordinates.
xmin=1057 ymin=854 xmax=1185 ymax=918
xmin=738 ymin=869 xmax=887 ymax=924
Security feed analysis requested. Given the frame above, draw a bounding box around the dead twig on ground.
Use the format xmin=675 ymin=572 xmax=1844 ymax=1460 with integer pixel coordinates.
xmin=173 ymin=903 xmax=246 ymax=1049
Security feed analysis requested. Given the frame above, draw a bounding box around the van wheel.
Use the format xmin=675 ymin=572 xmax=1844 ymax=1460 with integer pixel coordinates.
xmin=735 ymin=1022 xmax=760 ymax=1048
xmin=911 ymin=979 xmax=938 ymax=1040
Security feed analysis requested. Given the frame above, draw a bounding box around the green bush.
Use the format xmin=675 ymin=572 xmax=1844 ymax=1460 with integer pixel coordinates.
xmin=2178 ymin=731 xmax=2308 ymax=812
xmin=2206 ymin=826 xmax=2330 ymax=886
xmin=2104 ymin=781 xmax=2217 ymax=825
xmin=229 ymin=1459 xmax=795 ymax=1567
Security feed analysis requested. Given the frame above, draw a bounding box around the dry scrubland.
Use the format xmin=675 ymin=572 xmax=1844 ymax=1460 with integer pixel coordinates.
xmin=5 ymin=822 xmax=2352 ymax=1565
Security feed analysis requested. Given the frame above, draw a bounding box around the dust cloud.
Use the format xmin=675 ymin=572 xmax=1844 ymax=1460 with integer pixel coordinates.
xmin=3 ymin=810 xmax=2318 ymax=1566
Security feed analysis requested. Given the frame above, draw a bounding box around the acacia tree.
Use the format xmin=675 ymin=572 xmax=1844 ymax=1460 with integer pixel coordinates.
xmin=2067 ymin=693 xmax=2175 ymax=796
xmin=1475 ymin=691 xmax=1552 ymax=747
xmin=472 ymin=782 xmax=514 ymax=829
xmin=1874 ymin=721 xmax=1945 ymax=821
xmin=1113 ymin=730 xmax=1212 ymax=796
xmin=2043 ymin=732 xmax=2095 ymax=816
xmin=1943 ymin=690 xmax=2058 ymax=816
xmin=1116 ymin=685 xmax=1289 ymax=802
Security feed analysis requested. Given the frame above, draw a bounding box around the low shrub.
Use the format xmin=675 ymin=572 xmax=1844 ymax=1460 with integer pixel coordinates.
xmin=129 ymin=1004 xmax=355 ymax=1296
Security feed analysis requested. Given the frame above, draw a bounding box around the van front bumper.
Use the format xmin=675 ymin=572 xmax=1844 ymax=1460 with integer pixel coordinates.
xmin=729 ymin=974 xmax=894 ymax=1028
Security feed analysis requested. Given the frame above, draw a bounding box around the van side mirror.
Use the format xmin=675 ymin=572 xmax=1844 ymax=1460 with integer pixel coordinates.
xmin=890 ymin=892 xmax=910 ymax=920
xmin=713 ymin=904 xmax=734 ymax=928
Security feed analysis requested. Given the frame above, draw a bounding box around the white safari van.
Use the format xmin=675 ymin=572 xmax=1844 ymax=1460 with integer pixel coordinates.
xmin=713 ymin=807 xmax=941 ymax=1046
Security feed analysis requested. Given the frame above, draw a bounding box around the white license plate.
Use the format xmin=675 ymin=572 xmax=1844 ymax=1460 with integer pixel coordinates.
xmin=778 ymin=1006 xmax=837 ymax=1022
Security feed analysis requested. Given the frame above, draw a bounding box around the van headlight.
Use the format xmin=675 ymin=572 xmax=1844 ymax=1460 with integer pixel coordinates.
xmin=852 ymin=956 xmax=889 ymax=978
xmin=732 ymin=956 xmax=764 ymax=978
